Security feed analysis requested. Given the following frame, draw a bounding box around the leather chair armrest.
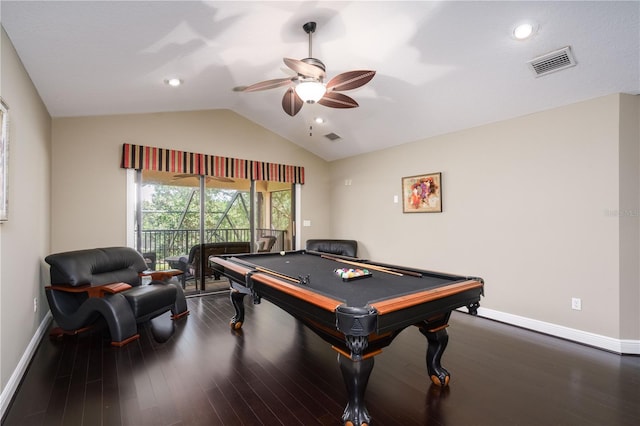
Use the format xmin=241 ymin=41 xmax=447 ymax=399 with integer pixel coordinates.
xmin=140 ymin=269 xmax=184 ymax=281
xmin=46 ymin=282 xmax=132 ymax=298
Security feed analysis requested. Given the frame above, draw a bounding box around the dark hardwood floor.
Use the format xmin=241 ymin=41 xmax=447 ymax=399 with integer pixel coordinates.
xmin=3 ymin=291 xmax=640 ymax=426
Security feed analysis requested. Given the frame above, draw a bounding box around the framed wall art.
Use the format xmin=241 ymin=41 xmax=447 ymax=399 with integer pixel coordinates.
xmin=1 ymin=98 xmax=9 ymax=222
xmin=402 ymin=172 xmax=442 ymax=213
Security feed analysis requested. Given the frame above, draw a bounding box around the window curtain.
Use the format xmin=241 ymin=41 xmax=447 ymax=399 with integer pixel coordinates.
xmin=121 ymin=143 xmax=305 ymax=184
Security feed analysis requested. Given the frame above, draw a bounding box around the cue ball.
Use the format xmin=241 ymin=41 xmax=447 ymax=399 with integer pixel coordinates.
xmin=280 ymin=251 xmax=286 ymax=256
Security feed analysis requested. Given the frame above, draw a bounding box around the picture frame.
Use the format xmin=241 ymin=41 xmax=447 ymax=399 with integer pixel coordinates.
xmin=402 ymin=172 xmax=442 ymax=213
xmin=1 ymin=98 xmax=9 ymax=222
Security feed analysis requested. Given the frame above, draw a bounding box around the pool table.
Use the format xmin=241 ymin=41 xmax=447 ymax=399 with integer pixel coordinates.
xmin=209 ymin=250 xmax=483 ymax=426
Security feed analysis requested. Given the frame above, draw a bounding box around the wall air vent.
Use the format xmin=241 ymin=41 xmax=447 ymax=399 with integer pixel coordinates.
xmin=527 ymin=46 xmax=576 ymax=77
xmin=324 ymin=132 xmax=341 ymax=141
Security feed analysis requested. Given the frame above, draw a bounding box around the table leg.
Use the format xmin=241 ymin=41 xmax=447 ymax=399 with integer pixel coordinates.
xmin=419 ymin=325 xmax=450 ymax=387
xmin=467 ymin=301 xmax=480 ymax=315
xmin=229 ymin=289 xmax=246 ymax=330
xmin=335 ymin=305 xmax=378 ymax=425
xmin=338 ymin=352 xmax=374 ymax=426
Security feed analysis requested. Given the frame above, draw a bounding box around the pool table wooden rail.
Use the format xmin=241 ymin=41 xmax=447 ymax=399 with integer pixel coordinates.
xmin=371 ymin=279 xmax=483 ymax=314
xmin=211 ymin=256 xmax=343 ymax=311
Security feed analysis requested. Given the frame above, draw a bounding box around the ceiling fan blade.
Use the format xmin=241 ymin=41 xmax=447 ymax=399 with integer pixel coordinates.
xmin=283 ymin=58 xmax=326 ymax=79
xmin=326 ymin=70 xmax=376 ymax=92
xmin=282 ymin=87 xmax=303 ymax=116
xmin=240 ymin=78 xmax=293 ymax=92
xmin=317 ymin=91 xmax=359 ymax=109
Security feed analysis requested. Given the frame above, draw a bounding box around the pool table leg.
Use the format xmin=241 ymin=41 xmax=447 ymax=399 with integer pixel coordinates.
xmin=338 ymin=352 xmax=374 ymax=426
xmin=419 ymin=324 xmax=450 ymax=387
xmin=229 ymin=289 xmax=246 ymax=330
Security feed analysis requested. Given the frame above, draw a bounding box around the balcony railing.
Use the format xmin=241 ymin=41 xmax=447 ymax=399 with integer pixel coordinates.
xmin=139 ymin=228 xmax=287 ymax=271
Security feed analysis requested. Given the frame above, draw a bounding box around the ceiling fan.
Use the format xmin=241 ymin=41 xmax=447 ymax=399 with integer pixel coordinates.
xmin=236 ymin=21 xmax=376 ymax=117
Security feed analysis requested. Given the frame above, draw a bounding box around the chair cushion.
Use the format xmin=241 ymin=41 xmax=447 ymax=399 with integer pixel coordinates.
xmin=122 ymin=284 xmax=177 ymax=318
xmin=45 ymin=247 xmax=148 ymax=287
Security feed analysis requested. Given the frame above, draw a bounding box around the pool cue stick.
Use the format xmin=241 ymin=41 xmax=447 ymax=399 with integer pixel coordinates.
xmin=334 ymin=255 xmax=421 ymax=277
xmin=228 ymin=257 xmax=301 ymax=284
xmin=254 ymin=266 xmax=301 ymax=284
xmin=320 ymin=255 xmax=404 ymax=277
xmin=321 ymin=254 xmax=423 ymax=278
xmin=373 ymin=265 xmax=423 ymax=278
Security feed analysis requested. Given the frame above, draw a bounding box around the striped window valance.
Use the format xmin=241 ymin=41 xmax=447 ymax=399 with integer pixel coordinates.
xmin=121 ymin=143 xmax=304 ymax=184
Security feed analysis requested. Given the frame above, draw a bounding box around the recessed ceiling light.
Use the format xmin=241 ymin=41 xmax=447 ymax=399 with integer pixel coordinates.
xmin=314 ymin=117 xmax=325 ymax=124
xmin=513 ymin=22 xmax=536 ymax=40
xmin=165 ymin=78 xmax=183 ymax=87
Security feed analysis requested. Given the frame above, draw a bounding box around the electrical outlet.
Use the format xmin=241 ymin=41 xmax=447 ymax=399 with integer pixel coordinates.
xmin=571 ymin=297 xmax=582 ymax=311
xmin=33 ymin=297 xmax=38 ymax=313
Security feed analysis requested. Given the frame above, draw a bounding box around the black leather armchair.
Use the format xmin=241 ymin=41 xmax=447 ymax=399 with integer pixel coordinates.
xmin=44 ymin=246 xmax=189 ymax=346
xmin=257 ymin=235 xmax=277 ymax=252
xmin=305 ymin=239 xmax=358 ymax=257
xmin=175 ymin=242 xmax=251 ymax=287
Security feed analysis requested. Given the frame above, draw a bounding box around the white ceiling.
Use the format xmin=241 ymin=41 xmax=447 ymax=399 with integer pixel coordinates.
xmin=2 ymin=1 xmax=639 ymax=161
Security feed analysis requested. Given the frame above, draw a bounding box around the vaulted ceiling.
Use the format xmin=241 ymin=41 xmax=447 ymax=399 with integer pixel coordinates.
xmin=2 ymin=1 xmax=638 ymax=161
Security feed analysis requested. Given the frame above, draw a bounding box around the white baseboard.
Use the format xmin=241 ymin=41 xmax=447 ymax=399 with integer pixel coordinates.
xmin=0 ymin=311 xmax=52 ymax=419
xmin=474 ymin=307 xmax=640 ymax=355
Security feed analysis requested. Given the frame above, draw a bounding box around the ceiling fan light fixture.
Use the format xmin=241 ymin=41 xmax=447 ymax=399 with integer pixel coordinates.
xmin=295 ymin=80 xmax=326 ymax=103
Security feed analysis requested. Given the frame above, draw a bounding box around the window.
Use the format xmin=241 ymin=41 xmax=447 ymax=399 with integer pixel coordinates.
xmin=122 ymin=143 xmax=302 ymax=293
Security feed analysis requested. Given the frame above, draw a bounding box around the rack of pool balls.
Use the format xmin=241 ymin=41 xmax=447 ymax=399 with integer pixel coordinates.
xmin=334 ymin=267 xmax=372 ymax=281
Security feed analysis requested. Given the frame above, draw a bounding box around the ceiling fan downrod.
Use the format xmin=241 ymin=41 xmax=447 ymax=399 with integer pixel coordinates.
xmin=303 ymin=21 xmax=316 ymax=58
xmin=300 ymin=21 xmax=325 ymax=73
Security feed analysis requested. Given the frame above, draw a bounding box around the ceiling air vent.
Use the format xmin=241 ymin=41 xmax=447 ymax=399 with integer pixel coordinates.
xmin=324 ymin=132 xmax=341 ymax=141
xmin=527 ymin=46 xmax=576 ymax=77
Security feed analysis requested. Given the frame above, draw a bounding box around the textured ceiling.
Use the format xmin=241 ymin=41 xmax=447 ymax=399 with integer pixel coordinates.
xmin=2 ymin=1 xmax=639 ymax=161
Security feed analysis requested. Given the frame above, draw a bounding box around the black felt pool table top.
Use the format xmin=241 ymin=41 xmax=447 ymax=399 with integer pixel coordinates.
xmin=222 ymin=250 xmax=472 ymax=307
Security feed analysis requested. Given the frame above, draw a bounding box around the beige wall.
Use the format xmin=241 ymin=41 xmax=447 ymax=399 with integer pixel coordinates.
xmin=619 ymin=93 xmax=640 ymax=339
xmin=51 ymin=109 xmax=331 ymax=252
xmin=0 ymin=28 xmax=51 ymax=395
xmin=330 ymin=94 xmax=639 ymax=341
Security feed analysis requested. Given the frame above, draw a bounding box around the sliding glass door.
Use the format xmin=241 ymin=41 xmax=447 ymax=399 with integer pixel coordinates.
xmin=134 ymin=169 xmax=293 ymax=294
